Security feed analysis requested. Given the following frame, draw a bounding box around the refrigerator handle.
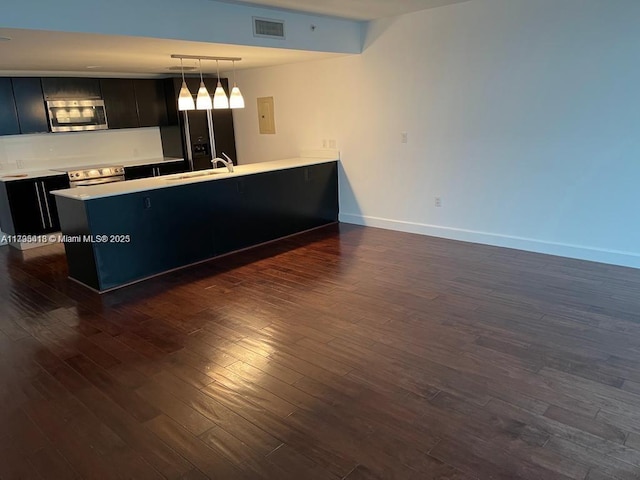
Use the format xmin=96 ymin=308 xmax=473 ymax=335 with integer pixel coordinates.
xmin=206 ymin=109 xmax=217 ymax=160
xmin=183 ymin=111 xmax=194 ymax=171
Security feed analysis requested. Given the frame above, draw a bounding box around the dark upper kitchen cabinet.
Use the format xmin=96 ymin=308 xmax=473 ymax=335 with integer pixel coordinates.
xmin=0 ymin=174 xmax=70 ymax=235
xmin=12 ymin=78 xmax=49 ymax=134
xmin=163 ymin=78 xmax=180 ymax=127
xmin=134 ymin=79 xmax=168 ymax=127
xmin=41 ymin=77 xmax=101 ymax=100
xmin=100 ymin=79 xmax=139 ymax=129
xmin=0 ymin=78 xmax=20 ymax=136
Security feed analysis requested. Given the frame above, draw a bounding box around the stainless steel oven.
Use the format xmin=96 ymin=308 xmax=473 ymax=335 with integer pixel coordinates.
xmin=47 ymin=99 xmax=108 ymax=132
xmin=65 ymin=166 xmax=125 ymax=188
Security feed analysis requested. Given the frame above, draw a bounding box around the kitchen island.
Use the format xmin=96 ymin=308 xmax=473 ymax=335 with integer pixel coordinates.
xmin=52 ymin=156 xmax=339 ymax=292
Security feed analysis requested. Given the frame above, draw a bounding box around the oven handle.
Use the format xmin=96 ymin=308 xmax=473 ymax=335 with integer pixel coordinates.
xmin=70 ymin=176 xmax=125 ymax=187
xmin=34 ymin=183 xmax=46 ymax=229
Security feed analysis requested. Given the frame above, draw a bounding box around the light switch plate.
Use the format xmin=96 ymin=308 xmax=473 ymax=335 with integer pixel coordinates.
xmin=257 ymin=96 xmax=276 ymax=134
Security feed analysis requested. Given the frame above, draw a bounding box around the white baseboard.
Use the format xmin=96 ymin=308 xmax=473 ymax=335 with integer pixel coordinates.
xmin=339 ymin=213 xmax=640 ymax=269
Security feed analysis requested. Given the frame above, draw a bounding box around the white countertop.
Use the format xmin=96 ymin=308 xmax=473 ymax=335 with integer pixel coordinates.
xmin=0 ymin=157 xmax=184 ymax=182
xmin=52 ymin=157 xmax=339 ymax=201
xmin=0 ymin=169 xmax=68 ymax=181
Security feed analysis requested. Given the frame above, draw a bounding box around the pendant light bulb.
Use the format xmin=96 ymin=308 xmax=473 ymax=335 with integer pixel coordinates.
xmin=213 ymin=60 xmax=229 ymax=109
xmin=196 ymin=59 xmax=212 ymax=110
xmin=229 ymin=60 xmax=245 ymax=109
xmin=177 ymin=58 xmax=195 ymax=111
xmin=229 ymin=86 xmax=244 ymax=109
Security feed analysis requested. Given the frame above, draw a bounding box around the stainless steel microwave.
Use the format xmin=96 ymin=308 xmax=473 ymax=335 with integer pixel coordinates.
xmin=47 ymin=99 xmax=108 ymax=132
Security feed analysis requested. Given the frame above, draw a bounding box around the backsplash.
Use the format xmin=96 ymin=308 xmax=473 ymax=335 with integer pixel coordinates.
xmin=0 ymin=127 xmax=164 ymax=172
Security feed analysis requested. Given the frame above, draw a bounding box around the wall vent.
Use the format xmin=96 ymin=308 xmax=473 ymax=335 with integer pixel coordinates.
xmin=253 ymin=17 xmax=285 ymax=39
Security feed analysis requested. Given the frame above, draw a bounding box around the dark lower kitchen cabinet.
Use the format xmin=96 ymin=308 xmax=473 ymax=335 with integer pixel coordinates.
xmin=42 ymin=77 xmax=101 ymax=100
xmin=156 ymin=161 xmax=187 ymax=175
xmin=134 ymin=79 xmax=168 ymax=127
xmin=43 ymin=175 xmax=71 ymax=231
xmin=12 ymin=78 xmax=49 ymax=134
xmin=0 ymin=78 xmax=20 ymax=136
xmin=124 ymin=161 xmax=187 ymax=180
xmin=100 ymin=79 xmax=139 ymax=129
xmin=0 ymin=175 xmax=70 ymax=235
xmin=124 ymin=165 xmax=155 ymax=180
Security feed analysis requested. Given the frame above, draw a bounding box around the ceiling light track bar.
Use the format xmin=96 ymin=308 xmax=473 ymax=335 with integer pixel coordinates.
xmin=171 ymin=54 xmax=242 ymax=62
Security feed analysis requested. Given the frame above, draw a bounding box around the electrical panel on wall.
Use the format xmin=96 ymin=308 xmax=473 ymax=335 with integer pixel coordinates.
xmin=257 ymin=97 xmax=276 ymax=135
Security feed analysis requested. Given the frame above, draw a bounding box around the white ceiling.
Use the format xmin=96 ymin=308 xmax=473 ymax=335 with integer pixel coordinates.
xmin=0 ymin=28 xmax=343 ymax=77
xmin=0 ymin=0 xmax=472 ymax=76
xmin=220 ymin=0 xmax=472 ymax=21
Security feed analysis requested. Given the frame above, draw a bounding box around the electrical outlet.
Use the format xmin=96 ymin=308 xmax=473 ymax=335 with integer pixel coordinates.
xmin=435 ymin=197 xmax=442 ymax=207
xmin=322 ymin=139 xmax=327 ymax=148
xmin=329 ymin=139 xmax=336 ymax=149
xmin=16 ymin=159 xmax=24 ymax=169
xmin=401 ymin=132 xmax=408 ymax=144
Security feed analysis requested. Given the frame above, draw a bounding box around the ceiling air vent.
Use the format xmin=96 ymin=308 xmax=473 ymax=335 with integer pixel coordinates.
xmin=253 ymin=17 xmax=285 ymax=39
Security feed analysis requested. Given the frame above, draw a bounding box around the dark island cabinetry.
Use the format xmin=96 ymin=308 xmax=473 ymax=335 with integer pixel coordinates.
xmin=54 ymin=161 xmax=339 ymax=292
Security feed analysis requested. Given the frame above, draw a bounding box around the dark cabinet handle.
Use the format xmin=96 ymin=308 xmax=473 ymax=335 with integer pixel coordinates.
xmin=41 ymin=182 xmax=53 ymax=228
xmin=236 ymin=180 xmax=245 ymax=194
xmin=34 ymin=183 xmax=46 ymax=229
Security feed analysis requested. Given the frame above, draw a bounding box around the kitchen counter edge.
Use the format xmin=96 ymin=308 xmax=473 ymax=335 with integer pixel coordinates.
xmin=0 ymin=157 xmax=184 ymax=182
xmin=51 ymin=157 xmax=339 ymax=201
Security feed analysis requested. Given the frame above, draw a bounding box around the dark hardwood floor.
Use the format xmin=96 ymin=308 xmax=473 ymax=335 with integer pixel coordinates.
xmin=2 ymin=223 xmax=640 ymax=479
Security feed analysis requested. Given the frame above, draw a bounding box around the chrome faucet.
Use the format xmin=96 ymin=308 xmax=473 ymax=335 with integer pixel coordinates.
xmin=211 ymin=153 xmax=234 ymax=173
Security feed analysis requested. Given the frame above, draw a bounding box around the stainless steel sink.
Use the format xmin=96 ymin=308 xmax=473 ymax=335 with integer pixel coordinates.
xmin=165 ymin=169 xmax=229 ymax=181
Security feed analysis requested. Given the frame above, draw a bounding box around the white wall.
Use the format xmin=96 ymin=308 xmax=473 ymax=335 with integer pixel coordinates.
xmin=232 ymin=0 xmax=640 ymax=268
xmin=0 ymin=128 xmax=163 ymax=172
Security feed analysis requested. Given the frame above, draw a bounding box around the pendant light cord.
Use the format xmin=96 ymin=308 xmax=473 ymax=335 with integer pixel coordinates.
xmin=199 ymin=59 xmax=204 ymax=83
xmin=180 ymin=58 xmax=186 ymax=83
xmin=232 ymin=60 xmax=237 ymax=87
xmin=216 ymin=60 xmax=221 ymax=86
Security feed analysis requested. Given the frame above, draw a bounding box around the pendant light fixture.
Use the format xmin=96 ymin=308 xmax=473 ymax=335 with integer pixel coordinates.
xmin=229 ymin=60 xmax=245 ymax=109
xmin=172 ymin=54 xmax=244 ymax=110
xmin=213 ymin=60 xmax=230 ymax=110
xmin=177 ymin=58 xmax=195 ymax=111
xmin=196 ymin=59 xmax=212 ymax=110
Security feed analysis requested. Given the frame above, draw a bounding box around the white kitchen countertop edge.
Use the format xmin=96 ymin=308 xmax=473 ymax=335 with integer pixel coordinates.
xmin=0 ymin=157 xmax=184 ymax=182
xmin=52 ymin=157 xmax=338 ymax=201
